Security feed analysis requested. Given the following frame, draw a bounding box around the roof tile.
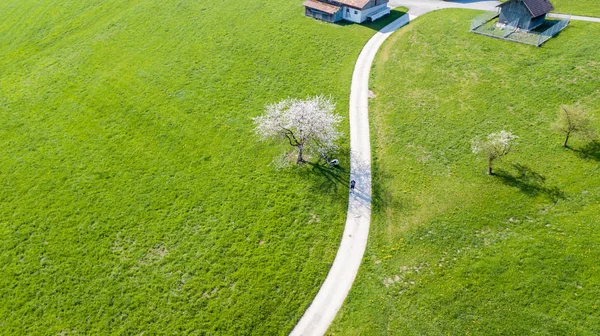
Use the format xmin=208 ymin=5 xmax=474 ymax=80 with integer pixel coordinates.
xmin=523 ymin=0 xmax=554 ymax=17
xmin=303 ymin=0 xmax=341 ymax=14
xmin=499 ymin=0 xmax=554 ymax=17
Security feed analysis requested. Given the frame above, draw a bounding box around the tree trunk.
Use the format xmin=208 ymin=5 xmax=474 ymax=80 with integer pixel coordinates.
xmin=563 ymin=132 xmax=570 ymax=148
xmin=487 ymin=159 xmax=493 ymax=175
xmin=297 ymin=145 xmax=305 ymax=164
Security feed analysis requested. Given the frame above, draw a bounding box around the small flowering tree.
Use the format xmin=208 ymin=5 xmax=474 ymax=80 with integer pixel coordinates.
xmin=472 ymin=130 xmax=518 ymax=175
xmin=253 ymin=96 xmax=342 ymax=164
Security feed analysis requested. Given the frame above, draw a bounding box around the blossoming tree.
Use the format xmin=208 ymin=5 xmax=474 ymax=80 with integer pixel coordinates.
xmin=472 ymin=130 xmax=518 ymax=175
xmin=254 ymin=96 xmax=342 ymax=164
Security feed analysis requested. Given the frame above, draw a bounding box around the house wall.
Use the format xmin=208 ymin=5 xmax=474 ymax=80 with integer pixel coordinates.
xmin=305 ymin=7 xmax=336 ymax=22
xmin=343 ymin=6 xmax=362 ymax=23
xmin=360 ymin=3 xmax=389 ymax=22
xmin=307 ymin=0 xmax=389 ymax=24
xmin=342 ymin=1 xmax=388 ymax=23
xmin=362 ymin=0 xmax=389 ymax=10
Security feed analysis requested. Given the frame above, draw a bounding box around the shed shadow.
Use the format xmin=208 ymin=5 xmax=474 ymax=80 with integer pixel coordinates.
xmin=495 ymin=163 xmax=565 ymax=202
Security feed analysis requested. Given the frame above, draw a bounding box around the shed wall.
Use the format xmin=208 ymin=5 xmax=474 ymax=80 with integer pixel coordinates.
xmin=529 ymin=14 xmax=546 ymax=30
xmin=499 ymin=0 xmax=531 ymax=27
xmin=499 ymin=0 xmax=550 ymax=31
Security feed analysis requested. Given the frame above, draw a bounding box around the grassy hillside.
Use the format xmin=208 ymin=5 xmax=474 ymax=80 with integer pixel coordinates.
xmin=330 ymin=9 xmax=600 ymax=335
xmin=0 ymin=0 xmax=405 ymax=334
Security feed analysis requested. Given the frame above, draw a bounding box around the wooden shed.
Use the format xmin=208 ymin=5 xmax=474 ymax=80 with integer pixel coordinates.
xmin=497 ymin=0 xmax=554 ymax=31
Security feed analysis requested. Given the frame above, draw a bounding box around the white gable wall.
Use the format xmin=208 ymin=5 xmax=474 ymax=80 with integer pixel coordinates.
xmin=341 ymin=2 xmax=389 ymax=23
xmin=342 ymin=6 xmax=362 ymax=22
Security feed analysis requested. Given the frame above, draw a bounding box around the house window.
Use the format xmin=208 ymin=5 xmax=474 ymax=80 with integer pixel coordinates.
xmin=354 ymin=10 xmax=358 ymax=14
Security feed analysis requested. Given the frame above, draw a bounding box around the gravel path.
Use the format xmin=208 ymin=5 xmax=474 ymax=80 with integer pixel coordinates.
xmin=289 ymin=13 xmax=412 ymax=336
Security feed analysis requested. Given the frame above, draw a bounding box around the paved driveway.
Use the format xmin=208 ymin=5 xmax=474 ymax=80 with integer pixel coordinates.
xmin=389 ymin=0 xmax=500 ymax=15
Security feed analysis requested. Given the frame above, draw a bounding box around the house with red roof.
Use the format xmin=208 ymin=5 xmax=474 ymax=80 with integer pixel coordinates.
xmin=303 ymin=0 xmax=390 ymax=23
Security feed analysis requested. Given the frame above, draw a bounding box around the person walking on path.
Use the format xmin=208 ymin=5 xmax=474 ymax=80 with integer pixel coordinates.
xmin=350 ymin=180 xmax=356 ymax=194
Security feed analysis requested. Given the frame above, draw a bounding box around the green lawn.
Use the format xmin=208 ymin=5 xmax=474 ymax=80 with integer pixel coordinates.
xmin=0 ymin=1 xmax=405 ymax=334
xmin=330 ymin=9 xmax=600 ymax=335
xmin=549 ymin=0 xmax=600 ymax=16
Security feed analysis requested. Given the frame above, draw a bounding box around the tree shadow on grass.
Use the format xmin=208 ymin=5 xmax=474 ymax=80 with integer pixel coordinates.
xmin=573 ymin=141 xmax=600 ymax=162
xmin=300 ymin=149 xmax=372 ymax=205
xmin=495 ymin=163 xmax=565 ymax=203
xmin=305 ymin=161 xmax=347 ymax=193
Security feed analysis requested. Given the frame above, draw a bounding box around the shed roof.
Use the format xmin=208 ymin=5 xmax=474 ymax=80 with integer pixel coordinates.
xmin=499 ymin=0 xmax=554 ymax=17
xmin=523 ymin=0 xmax=554 ymax=17
xmin=303 ymin=0 xmax=341 ymax=14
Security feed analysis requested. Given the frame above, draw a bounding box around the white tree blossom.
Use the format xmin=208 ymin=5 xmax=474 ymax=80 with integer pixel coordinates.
xmin=472 ymin=130 xmax=518 ymax=175
xmin=254 ymin=96 xmax=342 ymax=164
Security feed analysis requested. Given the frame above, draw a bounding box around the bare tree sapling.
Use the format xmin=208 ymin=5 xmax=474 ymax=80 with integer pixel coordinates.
xmin=552 ymin=105 xmax=596 ymax=148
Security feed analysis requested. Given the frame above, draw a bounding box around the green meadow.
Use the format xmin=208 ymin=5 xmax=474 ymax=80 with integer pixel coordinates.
xmin=0 ymin=0 xmax=405 ymax=334
xmin=331 ymin=9 xmax=600 ymax=335
xmin=550 ymin=0 xmax=600 ymax=17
